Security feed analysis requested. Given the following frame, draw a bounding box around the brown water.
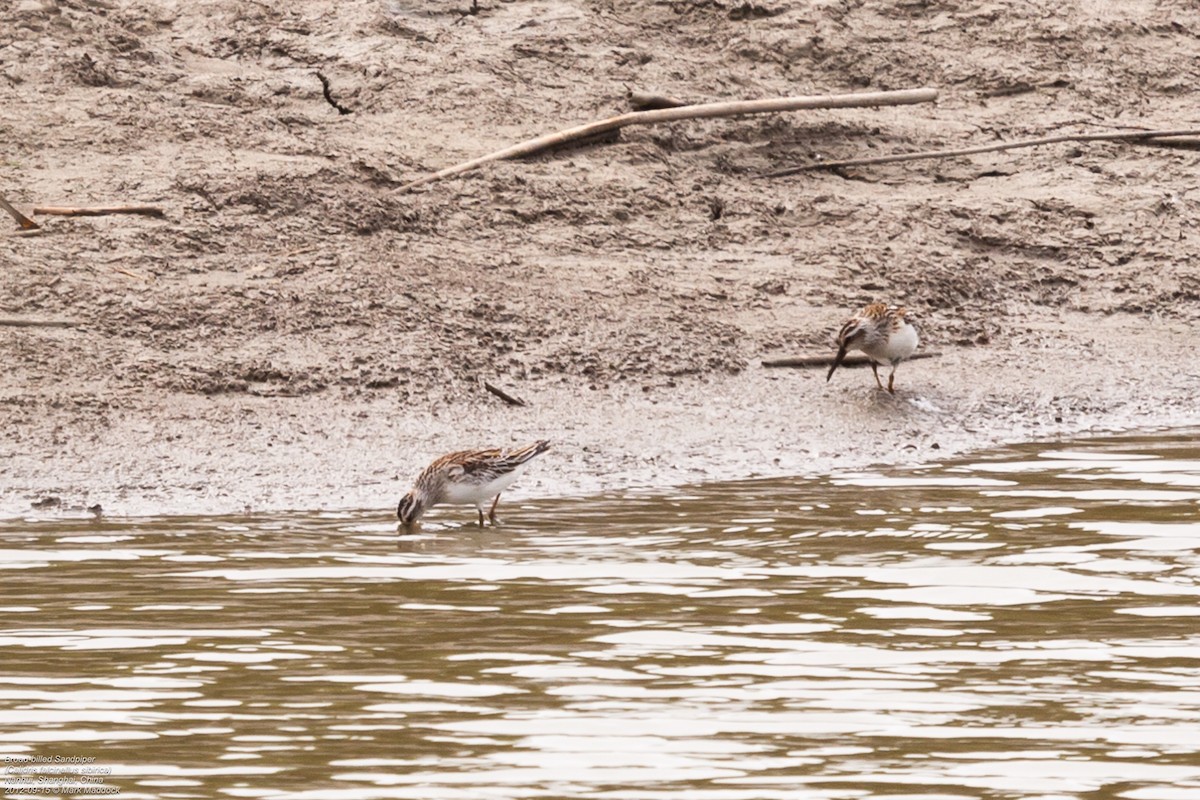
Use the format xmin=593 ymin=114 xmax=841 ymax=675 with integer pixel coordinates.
xmin=3 ymin=431 xmax=1200 ymax=799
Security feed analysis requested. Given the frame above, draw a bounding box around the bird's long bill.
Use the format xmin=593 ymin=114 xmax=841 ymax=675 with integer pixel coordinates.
xmin=826 ymin=345 xmax=848 ymax=382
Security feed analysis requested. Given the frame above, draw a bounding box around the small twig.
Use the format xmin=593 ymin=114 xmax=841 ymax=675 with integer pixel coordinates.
xmin=33 ymin=205 xmax=165 ymax=218
xmin=400 ymin=87 xmax=938 ymax=192
xmin=315 ymin=71 xmax=353 ymax=115
xmin=627 ymin=90 xmax=687 ymax=111
xmin=758 ymin=127 xmax=1200 ymax=179
xmin=0 ymin=192 xmax=39 ymax=230
xmin=484 ymin=381 xmax=527 ymax=407
xmin=762 ymin=351 xmax=942 ymax=369
xmin=0 ymin=317 xmax=81 ymax=329
xmin=112 ymin=267 xmax=150 ymax=281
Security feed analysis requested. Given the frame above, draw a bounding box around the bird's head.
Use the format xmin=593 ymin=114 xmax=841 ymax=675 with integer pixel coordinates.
xmin=396 ymin=491 xmax=425 ymax=530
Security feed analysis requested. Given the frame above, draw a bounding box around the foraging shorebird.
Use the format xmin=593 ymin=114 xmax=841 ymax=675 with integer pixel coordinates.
xmin=826 ymin=302 xmax=920 ymax=394
xmin=396 ymin=440 xmax=550 ymax=529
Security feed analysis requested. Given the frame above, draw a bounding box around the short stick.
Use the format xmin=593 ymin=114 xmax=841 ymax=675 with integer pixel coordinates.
xmin=0 ymin=317 xmax=81 ymax=329
xmin=112 ymin=267 xmax=150 ymax=281
xmin=32 ymin=205 xmax=166 ymax=218
xmin=762 ymin=352 xmax=942 ymax=369
xmin=484 ymin=381 xmax=527 ymax=407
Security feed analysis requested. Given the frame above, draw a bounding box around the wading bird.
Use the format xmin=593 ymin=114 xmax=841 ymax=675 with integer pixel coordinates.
xmin=827 ymin=302 xmax=919 ymax=394
xmin=396 ymin=440 xmax=551 ymax=529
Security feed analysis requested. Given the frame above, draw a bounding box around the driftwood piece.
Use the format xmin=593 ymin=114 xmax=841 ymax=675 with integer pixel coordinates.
xmin=763 ymin=352 xmax=942 ymax=369
xmin=0 ymin=193 xmax=39 ymax=230
xmin=0 ymin=317 xmax=81 ymax=329
xmin=758 ymin=127 xmax=1200 ymax=178
xmin=33 ymin=205 xmax=166 ymax=218
xmin=400 ymin=87 xmax=938 ymax=192
xmin=484 ymin=381 xmax=527 ymax=407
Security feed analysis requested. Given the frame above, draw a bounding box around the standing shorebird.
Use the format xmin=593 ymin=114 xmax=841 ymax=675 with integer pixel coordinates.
xmin=396 ymin=440 xmax=550 ymax=529
xmin=826 ymin=302 xmax=920 ymax=394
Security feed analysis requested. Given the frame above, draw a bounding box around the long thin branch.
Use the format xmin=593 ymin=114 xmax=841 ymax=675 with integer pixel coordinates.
xmin=758 ymin=127 xmax=1200 ymax=178
xmin=32 ymin=205 xmax=166 ymax=218
xmin=400 ymin=87 xmax=938 ymax=192
xmin=0 ymin=317 xmax=80 ymax=329
xmin=0 ymin=193 xmax=39 ymax=230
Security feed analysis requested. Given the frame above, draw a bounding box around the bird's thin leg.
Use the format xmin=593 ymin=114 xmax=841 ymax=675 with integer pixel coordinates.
xmin=888 ymin=367 xmax=897 ymax=395
xmin=476 ymin=507 xmax=486 ymax=527
xmin=488 ymin=494 xmax=502 ymax=524
xmin=871 ymin=361 xmax=884 ymax=390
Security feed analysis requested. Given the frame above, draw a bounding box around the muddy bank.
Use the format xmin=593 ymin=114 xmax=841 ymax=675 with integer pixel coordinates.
xmin=4 ymin=311 xmax=1198 ymax=518
xmin=2 ymin=1 xmax=1199 ymax=516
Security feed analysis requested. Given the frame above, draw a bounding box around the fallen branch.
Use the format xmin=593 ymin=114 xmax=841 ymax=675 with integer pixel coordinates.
xmin=484 ymin=381 xmax=527 ymax=407
xmin=112 ymin=267 xmax=150 ymax=281
xmin=400 ymin=87 xmax=938 ymax=192
xmin=763 ymin=351 xmax=942 ymax=369
xmin=33 ymin=204 xmax=166 ymax=218
xmin=0 ymin=317 xmax=81 ymax=329
xmin=0 ymin=193 xmax=39 ymax=230
xmin=758 ymin=127 xmax=1200 ymax=178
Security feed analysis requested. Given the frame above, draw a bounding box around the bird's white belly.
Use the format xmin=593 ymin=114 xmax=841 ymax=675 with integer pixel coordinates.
xmin=863 ymin=323 xmax=919 ymax=365
xmin=441 ymin=464 xmax=527 ymax=505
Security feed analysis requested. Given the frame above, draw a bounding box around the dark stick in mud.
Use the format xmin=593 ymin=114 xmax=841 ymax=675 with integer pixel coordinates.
xmin=484 ymin=382 xmax=528 ymax=407
xmin=762 ymin=352 xmax=942 ymax=369
xmin=315 ymin=71 xmax=353 ymax=115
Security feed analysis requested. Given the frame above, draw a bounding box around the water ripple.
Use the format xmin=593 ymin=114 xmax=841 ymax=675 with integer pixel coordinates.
xmin=1 ymin=429 xmax=1199 ymax=798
